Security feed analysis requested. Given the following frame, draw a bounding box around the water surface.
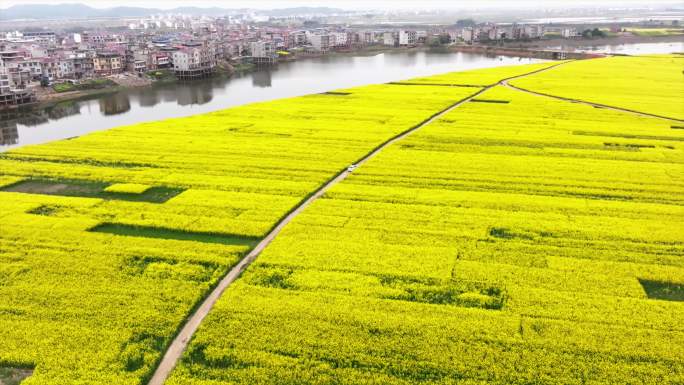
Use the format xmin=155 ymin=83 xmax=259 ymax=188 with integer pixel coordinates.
xmin=573 ymin=41 xmax=683 ymax=55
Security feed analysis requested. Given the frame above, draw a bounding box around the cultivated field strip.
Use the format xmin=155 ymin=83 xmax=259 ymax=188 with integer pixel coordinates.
xmin=0 ymin=63 xmax=566 ymax=384
xmin=165 ymin=60 xmax=684 ymax=384
xmin=503 ymin=79 xmax=684 ymax=123
xmin=510 ymin=55 xmax=684 ymax=120
xmin=394 ymin=61 xmax=564 ymax=87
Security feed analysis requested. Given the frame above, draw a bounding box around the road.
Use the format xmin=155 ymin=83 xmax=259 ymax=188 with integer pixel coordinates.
xmin=146 ymin=61 xmax=570 ymax=385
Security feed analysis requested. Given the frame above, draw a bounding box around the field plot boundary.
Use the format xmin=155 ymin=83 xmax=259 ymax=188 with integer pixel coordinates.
xmin=146 ymin=60 xmax=571 ymax=385
xmin=1 ymin=178 xmax=184 ymax=203
xmin=503 ymin=79 xmax=684 ymax=123
xmin=89 ymin=223 xmax=261 ymax=247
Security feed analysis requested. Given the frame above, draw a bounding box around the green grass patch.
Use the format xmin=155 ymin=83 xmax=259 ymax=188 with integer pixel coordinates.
xmin=380 ymin=276 xmax=506 ymax=309
xmin=628 ymin=28 xmax=684 ymax=37
xmin=122 ymin=256 xmax=222 ymax=282
xmin=26 ymin=204 xmax=62 ymax=216
xmin=640 ymin=279 xmax=684 ymax=302
xmin=1 ymin=179 xmax=183 ymax=203
xmin=0 ymin=153 xmax=160 ymax=169
xmin=52 ymin=79 xmax=116 ymax=93
xmin=52 ymin=83 xmax=76 ymax=93
xmin=246 ymin=265 xmax=506 ymax=310
xmin=573 ymin=130 xmax=684 ymax=142
xmin=147 ymin=69 xmax=176 ymax=82
xmin=90 ymin=223 xmax=260 ymax=247
xmin=604 ymin=142 xmax=656 ymax=150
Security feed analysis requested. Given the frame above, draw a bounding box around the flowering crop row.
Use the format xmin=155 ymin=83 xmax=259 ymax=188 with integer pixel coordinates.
xmin=397 ymin=61 xmax=562 ymax=86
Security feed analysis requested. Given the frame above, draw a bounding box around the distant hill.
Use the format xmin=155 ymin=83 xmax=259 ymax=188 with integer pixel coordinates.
xmin=0 ymin=3 xmax=346 ymax=21
xmin=0 ymin=3 xmax=103 ymax=20
xmin=266 ymin=7 xmax=347 ymax=16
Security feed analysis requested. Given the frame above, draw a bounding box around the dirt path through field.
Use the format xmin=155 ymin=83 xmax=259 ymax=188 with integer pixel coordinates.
xmin=146 ymin=61 xmax=570 ymax=385
xmin=501 ymin=80 xmax=684 ymax=122
xmin=0 ymin=368 xmax=33 ymax=385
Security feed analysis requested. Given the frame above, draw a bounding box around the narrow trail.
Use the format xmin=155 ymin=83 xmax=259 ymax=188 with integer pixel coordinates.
xmin=146 ymin=61 xmax=569 ymax=385
xmin=501 ymin=80 xmax=684 ymax=123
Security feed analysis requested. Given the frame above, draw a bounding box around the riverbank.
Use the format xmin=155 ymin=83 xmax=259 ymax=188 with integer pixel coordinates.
xmin=26 ymin=46 xmax=428 ymax=108
xmin=498 ymin=33 xmax=683 ymax=51
xmin=448 ymin=34 xmax=682 ymax=62
xmin=293 ymin=44 xmax=429 ymax=60
xmin=32 ymin=85 xmax=122 ymax=109
xmin=31 ymin=65 xmax=236 ymax=108
xmin=450 ymin=45 xmax=600 ymax=60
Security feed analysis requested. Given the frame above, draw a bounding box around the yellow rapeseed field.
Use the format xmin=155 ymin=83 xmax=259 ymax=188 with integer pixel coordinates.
xmin=511 ymin=55 xmax=684 ymax=120
xmin=0 ymin=81 xmax=479 ymax=383
xmin=168 ymin=65 xmax=684 ymax=385
xmin=1 ymin=56 xmax=682 ymax=385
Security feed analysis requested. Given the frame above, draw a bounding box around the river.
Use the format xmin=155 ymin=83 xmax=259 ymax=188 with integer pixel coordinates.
xmin=1 ymin=50 xmax=545 ymax=150
xmin=554 ymin=41 xmax=684 ymax=55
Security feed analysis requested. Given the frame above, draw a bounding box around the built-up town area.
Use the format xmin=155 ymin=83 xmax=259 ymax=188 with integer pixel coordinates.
xmin=0 ymin=10 xmax=681 ymax=110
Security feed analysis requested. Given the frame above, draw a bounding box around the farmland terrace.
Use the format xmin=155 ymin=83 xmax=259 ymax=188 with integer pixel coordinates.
xmin=0 ymin=55 xmax=682 ymax=385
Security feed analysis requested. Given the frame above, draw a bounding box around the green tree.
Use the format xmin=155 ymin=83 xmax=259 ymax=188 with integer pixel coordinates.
xmin=455 ymin=19 xmax=476 ymax=27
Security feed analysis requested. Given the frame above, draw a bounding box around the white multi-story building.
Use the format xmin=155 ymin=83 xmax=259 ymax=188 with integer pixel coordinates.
xmin=330 ymin=32 xmax=348 ymax=47
xmin=224 ymin=41 xmax=246 ymax=58
xmin=0 ymin=52 xmax=42 ymax=87
xmin=250 ymin=41 xmax=275 ymax=58
xmin=22 ymin=31 xmax=57 ymax=44
xmin=93 ymin=52 xmax=123 ymax=75
xmin=0 ymin=66 xmax=10 ymax=94
xmin=40 ymin=58 xmax=74 ymax=80
xmin=383 ymin=32 xmax=397 ymax=46
xmin=360 ymin=31 xmax=374 ymax=44
xmin=461 ymin=28 xmax=474 ymax=42
xmin=0 ymin=63 xmax=34 ymax=109
xmin=309 ymin=34 xmax=330 ymax=52
xmin=399 ymin=30 xmax=417 ymax=46
xmin=29 ymin=46 xmax=49 ymax=58
xmin=524 ymin=25 xmax=544 ymax=39
xmin=66 ymin=51 xmax=94 ymax=78
xmin=172 ymin=46 xmax=214 ymax=71
xmin=133 ymin=60 xmax=147 ymax=73
xmin=290 ymin=31 xmax=307 ymax=47
xmin=561 ymin=27 xmax=580 ymax=38
xmin=151 ymin=53 xmax=171 ymax=69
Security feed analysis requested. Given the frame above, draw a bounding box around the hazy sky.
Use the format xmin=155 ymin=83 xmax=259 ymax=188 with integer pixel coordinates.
xmin=1 ymin=0 xmax=681 ymax=10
